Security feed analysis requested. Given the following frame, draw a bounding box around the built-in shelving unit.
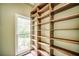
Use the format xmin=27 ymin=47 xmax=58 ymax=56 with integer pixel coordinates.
xmin=30 ymin=3 xmax=79 ymax=56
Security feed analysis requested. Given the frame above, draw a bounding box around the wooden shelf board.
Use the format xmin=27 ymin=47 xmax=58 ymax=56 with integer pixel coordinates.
xmin=54 ymin=28 xmax=79 ymax=30
xmin=33 ymin=35 xmax=79 ymax=44
xmin=38 ymin=3 xmax=48 ymax=9
xmin=39 ymin=12 xmax=49 ymax=19
xmin=37 ymin=35 xmax=50 ymax=39
xmin=32 ymin=39 xmax=36 ymax=42
xmin=38 ymin=42 xmax=49 ymax=46
xmin=40 ymin=14 xmax=79 ymax=25
xmin=32 ymin=13 xmax=79 ymax=26
xmin=39 ymin=21 xmax=50 ymax=25
xmin=38 ymin=49 xmax=49 ymax=56
xmin=51 ymin=37 xmax=79 ymax=44
xmin=31 ymin=5 xmax=37 ymax=14
xmin=31 ymin=35 xmax=36 ymax=36
xmin=37 ymin=28 xmax=79 ymax=32
xmin=51 ymin=45 xmax=79 ymax=56
xmin=52 ymin=3 xmax=70 ymax=12
xmin=31 ymin=3 xmax=79 ymax=56
xmin=32 ymin=45 xmax=37 ymax=50
xmin=31 ymin=3 xmax=48 ymax=14
xmin=51 ymin=3 xmax=79 ymax=14
xmin=38 ymin=4 xmax=49 ymax=14
xmin=31 ymin=13 xmax=37 ymax=18
xmin=52 ymin=13 xmax=79 ymax=22
xmin=37 ymin=35 xmax=79 ymax=44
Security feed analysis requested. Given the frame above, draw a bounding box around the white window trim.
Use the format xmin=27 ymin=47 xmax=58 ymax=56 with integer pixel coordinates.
xmin=15 ymin=13 xmax=31 ymax=55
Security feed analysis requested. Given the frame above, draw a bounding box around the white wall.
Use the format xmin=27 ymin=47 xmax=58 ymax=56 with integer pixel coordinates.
xmin=0 ymin=3 xmax=33 ymax=56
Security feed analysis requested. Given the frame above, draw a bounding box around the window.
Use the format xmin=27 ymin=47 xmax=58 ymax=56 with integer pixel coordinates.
xmin=15 ymin=14 xmax=31 ymax=55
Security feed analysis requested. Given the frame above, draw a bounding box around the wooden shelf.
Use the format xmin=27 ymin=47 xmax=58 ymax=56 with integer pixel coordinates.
xmin=31 ymin=3 xmax=48 ymax=14
xmin=39 ymin=21 xmax=50 ymax=25
xmin=51 ymin=37 xmax=79 ymax=44
xmin=38 ymin=49 xmax=49 ymax=56
xmin=32 ymin=39 xmax=36 ymax=42
xmin=52 ymin=13 xmax=79 ymax=22
xmin=54 ymin=28 xmax=79 ymax=30
xmin=38 ymin=4 xmax=49 ymax=14
xmin=31 ymin=5 xmax=37 ymax=14
xmin=52 ymin=3 xmax=70 ymax=13
xmin=38 ymin=35 xmax=79 ymax=45
xmin=31 ymin=13 xmax=37 ymax=18
xmin=38 ymin=13 xmax=49 ymax=19
xmin=37 ymin=28 xmax=79 ymax=31
xmin=32 ymin=45 xmax=37 ymax=50
xmin=38 ymin=3 xmax=48 ymax=9
xmin=32 ymin=13 xmax=79 ymax=26
xmin=31 ymin=3 xmax=79 ymax=56
xmin=37 ymin=35 xmax=47 ymax=38
xmin=51 ymin=45 xmax=79 ymax=56
xmin=51 ymin=3 xmax=79 ymax=14
xmin=37 ymin=35 xmax=50 ymax=39
xmin=32 ymin=35 xmax=79 ymax=44
xmin=38 ymin=35 xmax=79 ymax=44
xmin=38 ymin=42 xmax=49 ymax=46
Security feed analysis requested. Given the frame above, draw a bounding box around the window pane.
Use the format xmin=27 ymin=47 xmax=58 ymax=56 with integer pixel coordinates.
xmin=16 ymin=15 xmax=30 ymax=55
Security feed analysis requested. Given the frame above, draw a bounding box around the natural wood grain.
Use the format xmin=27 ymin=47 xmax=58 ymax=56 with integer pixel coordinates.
xmin=51 ymin=45 xmax=79 ymax=56
xmin=37 ymin=35 xmax=79 ymax=44
xmin=38 ymin=4 xmax=49 ymax=14
xmin=52 ymin=13 xmax=79 ymax=22
xmin=52 ymin=3 xmax=79 ymax=14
